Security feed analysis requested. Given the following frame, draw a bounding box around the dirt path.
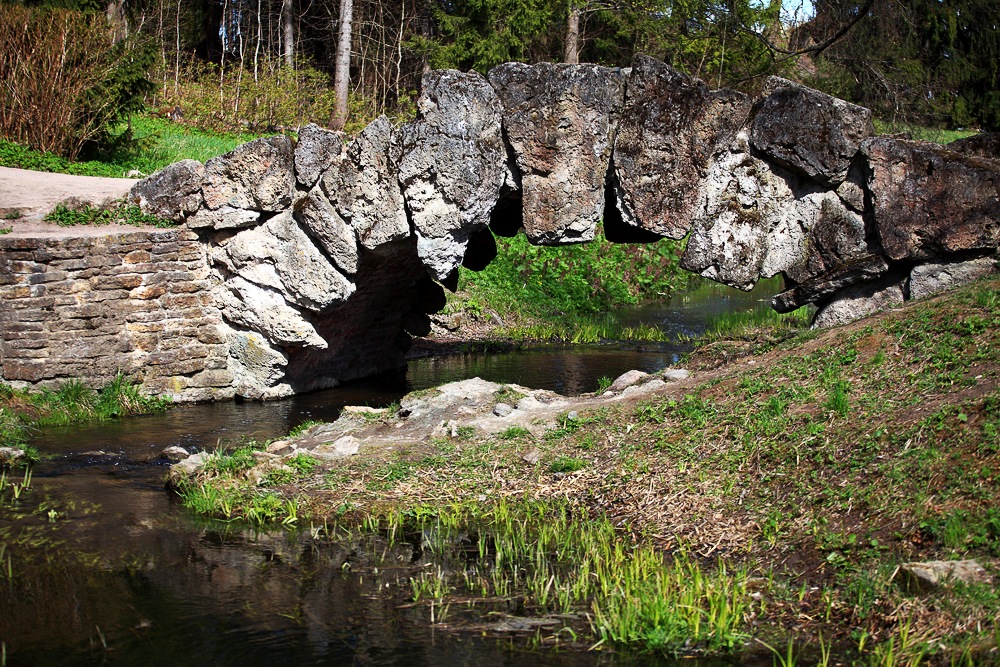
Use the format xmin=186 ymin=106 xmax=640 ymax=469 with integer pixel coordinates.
xmin=0 ymin=166 xmax=142 ymax=237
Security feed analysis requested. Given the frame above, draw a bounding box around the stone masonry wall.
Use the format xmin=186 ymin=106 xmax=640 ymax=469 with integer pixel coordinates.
xmin=0 ymin=229 xmax=235 ymax=402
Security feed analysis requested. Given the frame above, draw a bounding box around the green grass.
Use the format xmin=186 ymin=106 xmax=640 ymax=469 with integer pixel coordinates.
xmin=173 ymin=277 xmax=1000 ymax=662
xmin=44 ymin=202 xmax=175 ymax=228
xmin=874 ymin=120 xmax=979 ymax=145
xmin=0 ymin=114 xmax=264 ymax=178
xmin=0 ymin=373 xmax=170 ymax=448
xmin=349 ymin=499 xmax=750 ymax=654
xmin=450 ymin=226 xmax=693 ymax=341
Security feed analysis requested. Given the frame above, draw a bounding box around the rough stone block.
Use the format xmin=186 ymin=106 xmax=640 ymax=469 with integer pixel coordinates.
xmin=751 ymin=78 xmax=873 ymax=186
xmin=909 ymin=256 xmax=998 ymax=301
xmin=397 ymin=69 xmax=507 ymax=279
xmin=864 ymin=136 xmax=1000 ymax=260
xmin=128 ymin=159 xmax=204 ymax=222
xmin=203 ymin=135 xmax=295 ymax=212
xmin=294 ymin=123 xmax=344 ymax=188
xmin=489 ymin=62 xmax=626 ymax=244
xmin=613 ymin=56 xmax=750 ymax=239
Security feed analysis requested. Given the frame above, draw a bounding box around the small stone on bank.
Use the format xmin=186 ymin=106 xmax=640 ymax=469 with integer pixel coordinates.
xmin=662 ymin=368 xmax=690 ymax=381
xmin=608 ymin=370 xmax=649 ymax=393
xmin=896 ymin=559 xmax=993 ymax=593
xmin=520 ymin=447 xmax=542 ymax=464
xmin=494 ymin=403 xmax=514 ymax=417
xmin=161 ymin=446 xmax=190 ymax=461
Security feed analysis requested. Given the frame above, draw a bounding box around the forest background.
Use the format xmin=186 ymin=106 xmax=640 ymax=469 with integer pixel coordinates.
xmin=0 ymin=0 xmax=997 ymax=164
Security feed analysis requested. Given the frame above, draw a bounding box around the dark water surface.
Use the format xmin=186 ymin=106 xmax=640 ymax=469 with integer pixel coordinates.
xmin=1 ymin=281 xmax=776 ymax=666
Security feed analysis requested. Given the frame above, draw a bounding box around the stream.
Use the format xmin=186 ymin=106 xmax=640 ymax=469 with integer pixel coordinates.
xmin=0 ymin=281 xmax=778 ymax=666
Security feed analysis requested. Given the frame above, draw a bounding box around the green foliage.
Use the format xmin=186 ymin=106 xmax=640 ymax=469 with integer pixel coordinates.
xmin=548 ymin=456 xmax=587 ymax=473
xmin=454 ymin=227 xmax=690 ymax=335
xmin=810 ymin=0 xmax=1000 ymax=130
xmin=412 ymin=0 xmax=555 ymax=74
xmin=0 ymin=5 xmax=154 ymax=159
xmin=0 ymin=374 xmax=169 ymax=447
xmin=160 ymin=57 xmax=336 ymax=135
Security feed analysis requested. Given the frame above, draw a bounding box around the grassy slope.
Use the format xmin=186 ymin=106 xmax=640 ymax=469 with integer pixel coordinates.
xmin=181 ymin=276 xmax=1000 ymax=663
xmin=0 ymin=116 xmax=262 ymax=178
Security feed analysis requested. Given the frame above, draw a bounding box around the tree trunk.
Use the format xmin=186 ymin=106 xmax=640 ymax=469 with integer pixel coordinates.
xmin=330 ymin=0 xmax=353 ymax=130
xmin=564 ymin=5 xmax=580 ymax=64
xmin=282 ymin=0 xmax=294 ymax=68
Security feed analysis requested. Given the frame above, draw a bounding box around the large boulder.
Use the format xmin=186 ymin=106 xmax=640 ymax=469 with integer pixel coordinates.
xmin=947 ymin=132 xmax=1000 ymax=161
xmin=215 ymin=276 xmax=327 ymax=349
xmin=488 ymin=62 xmax=626 ymax=244
xmin=202 ymin=136 xmax=295 ymax=212
xmin=772 ymin=254 xmax=890 ymax=313
xmin=225 ymin=328 xmax=293 ymax=399
xmin=294 ymin=123 xmax=344 ymax=188
xmin=811 ymin=273 xmax=906 ymax=328
xmin=397 ymin=69 xmax=507 ymax=279
xmin=321 ymin=116 xmax=410 ymax=252
xmin=128 ymin=159 xmax=204 ymax=222
xmin=613 ymin=56 xmax=750 ymax=239
xmin=185 ymin=206 xmax=261 ymax=231
xmin=213 ymin=211 xmax=355 ymax=311
xmin=864 ymin=137 xmax=1000 ymax=260
xmin=909 ymin=256 xmax=997 ymax=301
xmin=296 ymin=187 xmax=359 ymax=275
xmin=751 ymin=78 xmax=873 ymax=186
xmin=682 ymin=124 xmax=873 ymax=292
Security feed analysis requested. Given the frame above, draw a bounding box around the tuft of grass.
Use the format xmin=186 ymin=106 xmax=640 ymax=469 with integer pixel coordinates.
xmin=548 ymin=456 xmax=587 ymax=473
xmin=288 ymin=420 xmax=323 ymax=437
xmin=498 ymin=426 xmax=531 ymax=440
xmin=44 ymin=202 xmax=175 ymax=228
xmin=0 ymin=373 xmax=169 ymax=447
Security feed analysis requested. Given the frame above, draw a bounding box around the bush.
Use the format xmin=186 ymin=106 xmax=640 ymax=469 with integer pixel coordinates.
xmin=153 ymin=57 xmax=338 ymax=135
xmin=0 ymin=5 xmax=153 ymax=160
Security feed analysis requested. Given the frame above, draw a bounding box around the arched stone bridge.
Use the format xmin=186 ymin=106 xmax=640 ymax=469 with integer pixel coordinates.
xmin=2 ymin=56 xmax=998 ymax=400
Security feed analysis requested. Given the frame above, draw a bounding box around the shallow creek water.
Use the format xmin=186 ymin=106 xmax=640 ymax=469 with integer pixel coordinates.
xmin=0 ymin=281 xmax=777 ymax=666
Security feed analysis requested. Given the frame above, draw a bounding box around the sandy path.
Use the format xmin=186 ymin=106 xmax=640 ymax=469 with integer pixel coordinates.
xmin=0 ymin=166 xmax=142 ymax=237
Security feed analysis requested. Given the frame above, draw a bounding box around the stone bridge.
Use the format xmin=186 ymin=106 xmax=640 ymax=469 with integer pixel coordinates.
xmin=2 ymin=56 xmax=998 ymax=401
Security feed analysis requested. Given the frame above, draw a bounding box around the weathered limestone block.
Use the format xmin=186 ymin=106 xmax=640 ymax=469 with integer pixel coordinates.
xmin=296 ymin=187 xmax=359 ymax=275
xmin=215 ymin=277 xmax=327 ymax=349
xmin=128 ymin=159 xmax=204 ymax=221
xmin=613 ymin=56 xmax=750 ymax=239
xmin=909 ymin=256 xmax=997 ymax=301
xmin=681 ymin=132 xmax=794 ymax=290
xmin=772 ymin=254 xmax=890 ymax=313
xmin=213 ymin=211 xmax=354 ymax=311
xmin=185 ymin=206 xmax=261 ymax=230
xmin=864 ymin=137 xmax=1000 ymax=260
xmin=203 ymin=136 xmax=295 ymax=212
xmin=397 ymin=69 xmax=506 ymax=279
xmin=294 ymin=123 xmax=344 ymax=188
xmin=811 ymin=273 xmax=905 ymax=328
xmin=682 ymin=127 xmax=871 ymax=291
xmin=321 ymin=116 xmax=410 ymax=251
xmin=764 ymin=189 xmax=869 ymax=284
xmin=751 ymin=78 xmax=873 ymax=186
xmin=488 ymin=62 xmax=626 ymax=244
xmin=226 ymin=328 xmax=293 ymax=399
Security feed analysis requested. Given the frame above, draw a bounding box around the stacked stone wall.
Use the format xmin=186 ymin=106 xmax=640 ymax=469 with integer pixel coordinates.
xmin=0 ymin=229 xmax=235 ymax=401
